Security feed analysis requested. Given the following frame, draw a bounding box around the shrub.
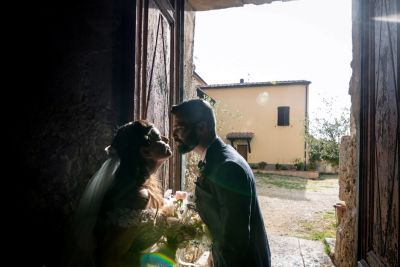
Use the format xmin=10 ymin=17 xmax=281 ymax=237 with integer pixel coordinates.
xmin=249 ymin=163 xmax=258 ymax=169
xmin=275 ymin=163 xmax=282 ymax=170
xmin=293 ymin=158 xmax=305 ymax=171
xmin=307 ymin=161 xmax=317 ymax=171
xmin=280 ymin=164 xmax=289 ymax=170
xmin=258 ymin=161 xmax=267 ymax=169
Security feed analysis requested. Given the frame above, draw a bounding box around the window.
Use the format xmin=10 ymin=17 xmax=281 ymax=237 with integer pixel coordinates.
xmin=277 ymin=106 xmax=290 ymax=126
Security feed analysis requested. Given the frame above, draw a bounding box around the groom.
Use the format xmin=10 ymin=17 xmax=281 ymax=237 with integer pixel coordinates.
xmin=171 ymin=99 xmax=271 ymax=267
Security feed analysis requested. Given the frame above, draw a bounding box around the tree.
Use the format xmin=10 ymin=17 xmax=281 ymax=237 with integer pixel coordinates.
xmin=306 ymin=98 xmax=350 ymax=168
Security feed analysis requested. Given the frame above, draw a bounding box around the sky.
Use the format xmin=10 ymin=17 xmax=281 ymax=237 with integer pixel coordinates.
xmin=193 ymin=0 xmax=352 ymax=119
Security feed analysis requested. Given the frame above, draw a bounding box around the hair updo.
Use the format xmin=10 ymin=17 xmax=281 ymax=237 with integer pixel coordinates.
xmin=110 ymin=120 xmax=153 ymax=161
xmin=102 ymin=120 xmax=164 ymax=211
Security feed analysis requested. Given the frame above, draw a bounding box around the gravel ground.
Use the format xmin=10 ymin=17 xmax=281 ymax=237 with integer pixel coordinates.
xmin=256 ymin=174 xmax=339 ymax=266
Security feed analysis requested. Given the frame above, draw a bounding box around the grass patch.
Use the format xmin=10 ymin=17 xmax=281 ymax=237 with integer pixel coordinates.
xmin=322 ymin=210 xmax=337 ymax=224
xmin=255 ymin=172 xmax=338 ymax=191
xmin=255 ymin=172 xmax=307 ymax=190
xmin=319 ymin=173 xmax=339 ymax=180
xmin=323 ymin=239 xmax=332 ymax=255
xmin=293 ymin=211 xmax=337 ymax=241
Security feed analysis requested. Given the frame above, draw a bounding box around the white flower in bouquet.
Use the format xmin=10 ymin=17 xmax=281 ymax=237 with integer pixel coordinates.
xmin=156 ymin=189 xmax=212 ymax=265
xmin=164 ymin=189 xmax=173 ymax=199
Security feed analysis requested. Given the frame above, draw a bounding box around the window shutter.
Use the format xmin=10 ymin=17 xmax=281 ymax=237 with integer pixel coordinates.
xmin=278 ymin=106 xmax=290 ymax=126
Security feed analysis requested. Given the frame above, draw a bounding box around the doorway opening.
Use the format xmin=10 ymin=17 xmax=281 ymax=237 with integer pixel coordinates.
xmin=192 ymin=0 xmax=352 ymax=265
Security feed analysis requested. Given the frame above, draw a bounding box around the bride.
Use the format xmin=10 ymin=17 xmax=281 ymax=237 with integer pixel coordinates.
xmin=64 ymin=120 xmax=172 ymax=267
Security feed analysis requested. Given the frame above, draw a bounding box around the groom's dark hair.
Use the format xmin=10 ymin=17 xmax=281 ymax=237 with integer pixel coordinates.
xmin=171 ymin=99 xmax=216 ymax=131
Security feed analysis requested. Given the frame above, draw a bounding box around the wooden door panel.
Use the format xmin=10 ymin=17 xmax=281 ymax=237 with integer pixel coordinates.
xmin=145 ymin=1 xmax=173 ymax=190
xmin=135 ymin=0 xmax=181 ymax=191
xmin=372 ymin=0 xmax=399 ymax=260
xmin=366 ymin=252 xmax=386 ymax=267
xmin=358 ymin=0 xmax=399 ymax=266
xmin=145 ymin=1 xmax=171 ymax=132
xmin=237 ymin=144 xmax=248 ymax=161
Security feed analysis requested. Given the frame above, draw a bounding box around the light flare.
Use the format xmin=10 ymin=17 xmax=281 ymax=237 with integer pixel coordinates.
xmin=256 ymin=92 xmax=269 ymax=106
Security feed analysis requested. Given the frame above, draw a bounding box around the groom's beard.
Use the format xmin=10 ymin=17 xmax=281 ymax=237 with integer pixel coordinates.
xmin=177 ymin=128 xmax=199 ymax=154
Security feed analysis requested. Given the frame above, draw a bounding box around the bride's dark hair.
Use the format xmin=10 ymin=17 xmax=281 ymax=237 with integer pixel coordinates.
xmin=112 ymin=120 xmax=153 ymax=181
xmin=103 ymin=120 xmax=164 ymax=210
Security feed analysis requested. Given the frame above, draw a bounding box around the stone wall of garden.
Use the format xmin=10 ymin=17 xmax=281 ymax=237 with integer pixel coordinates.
xmin=333 ymin=136 xmax=357 ymax=267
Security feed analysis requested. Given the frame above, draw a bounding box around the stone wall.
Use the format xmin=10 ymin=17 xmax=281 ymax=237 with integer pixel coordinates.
xmin=183 ymin=1 xmax=196 ymax=101
xmin=332 ymin=1 xmax=362 ymax=265
xmin=333 ymin=136 xmax=357 ymax=267
xmin=182 ymin=1 xmax=201 ymax=193
xmin=12 ymin=1 xmax=134 ymax=266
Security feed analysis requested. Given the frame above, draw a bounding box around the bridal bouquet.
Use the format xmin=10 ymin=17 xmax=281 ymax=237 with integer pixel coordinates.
xmin=158 ymin=190 xmax=212 ymax=265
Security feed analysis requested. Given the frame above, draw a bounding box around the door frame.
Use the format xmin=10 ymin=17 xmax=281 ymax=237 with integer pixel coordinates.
xmin=134 ymin=0 xmax=184 ymax=191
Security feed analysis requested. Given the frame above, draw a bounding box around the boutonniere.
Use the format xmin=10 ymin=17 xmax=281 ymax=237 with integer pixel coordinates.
xmin=196 ymin=173 xmax=206 ymax=185
xmin=197 ymin=160 xmax=206 ymax=172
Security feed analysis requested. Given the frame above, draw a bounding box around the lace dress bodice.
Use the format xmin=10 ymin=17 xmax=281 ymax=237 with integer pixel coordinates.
xmin=106 ymin=207 xmax=165 ymax=253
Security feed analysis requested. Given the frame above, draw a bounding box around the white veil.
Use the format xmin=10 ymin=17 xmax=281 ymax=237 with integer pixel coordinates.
xmin=64 ymin=149 xmax=120 ymax=267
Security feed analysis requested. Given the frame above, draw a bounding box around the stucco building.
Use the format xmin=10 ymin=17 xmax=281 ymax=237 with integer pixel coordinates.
xmin=200 ymin=80 xmax=310 ymax=165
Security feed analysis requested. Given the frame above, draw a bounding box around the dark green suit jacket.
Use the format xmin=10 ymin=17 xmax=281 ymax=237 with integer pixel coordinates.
xmin=195 ymin=138 xmax=271 ymax=267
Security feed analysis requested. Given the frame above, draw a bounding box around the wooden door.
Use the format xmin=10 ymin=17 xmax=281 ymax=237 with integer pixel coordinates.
xmin=237 ymin=144 xmax=248 ymax=161
xmin=358 ymin=0 xmax=399 ymax=266
xmin=135 ymin=0 xmax=183 ymax=191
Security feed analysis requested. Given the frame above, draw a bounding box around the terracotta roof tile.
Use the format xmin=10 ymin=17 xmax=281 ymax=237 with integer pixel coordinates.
xmin=201 ymin=80 xmax=311 ymax=90
xmin=226 ymin=132 xmax=254 ymax=139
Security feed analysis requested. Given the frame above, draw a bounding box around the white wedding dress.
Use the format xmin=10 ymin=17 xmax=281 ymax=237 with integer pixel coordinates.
xmin=64 ymin=157 xmax=164 ymax=267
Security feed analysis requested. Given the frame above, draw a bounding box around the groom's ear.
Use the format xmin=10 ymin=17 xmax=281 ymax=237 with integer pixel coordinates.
xmin=196 ymin=121 xmax=207 ymax=134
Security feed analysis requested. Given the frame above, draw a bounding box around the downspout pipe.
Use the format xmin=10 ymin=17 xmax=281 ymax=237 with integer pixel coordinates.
xmin=304 ymin=84 xmax=309 ymax=170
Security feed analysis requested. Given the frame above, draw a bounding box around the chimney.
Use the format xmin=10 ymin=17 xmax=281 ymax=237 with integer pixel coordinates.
xmin=240 ymin=78 xmax=244 ymax=83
